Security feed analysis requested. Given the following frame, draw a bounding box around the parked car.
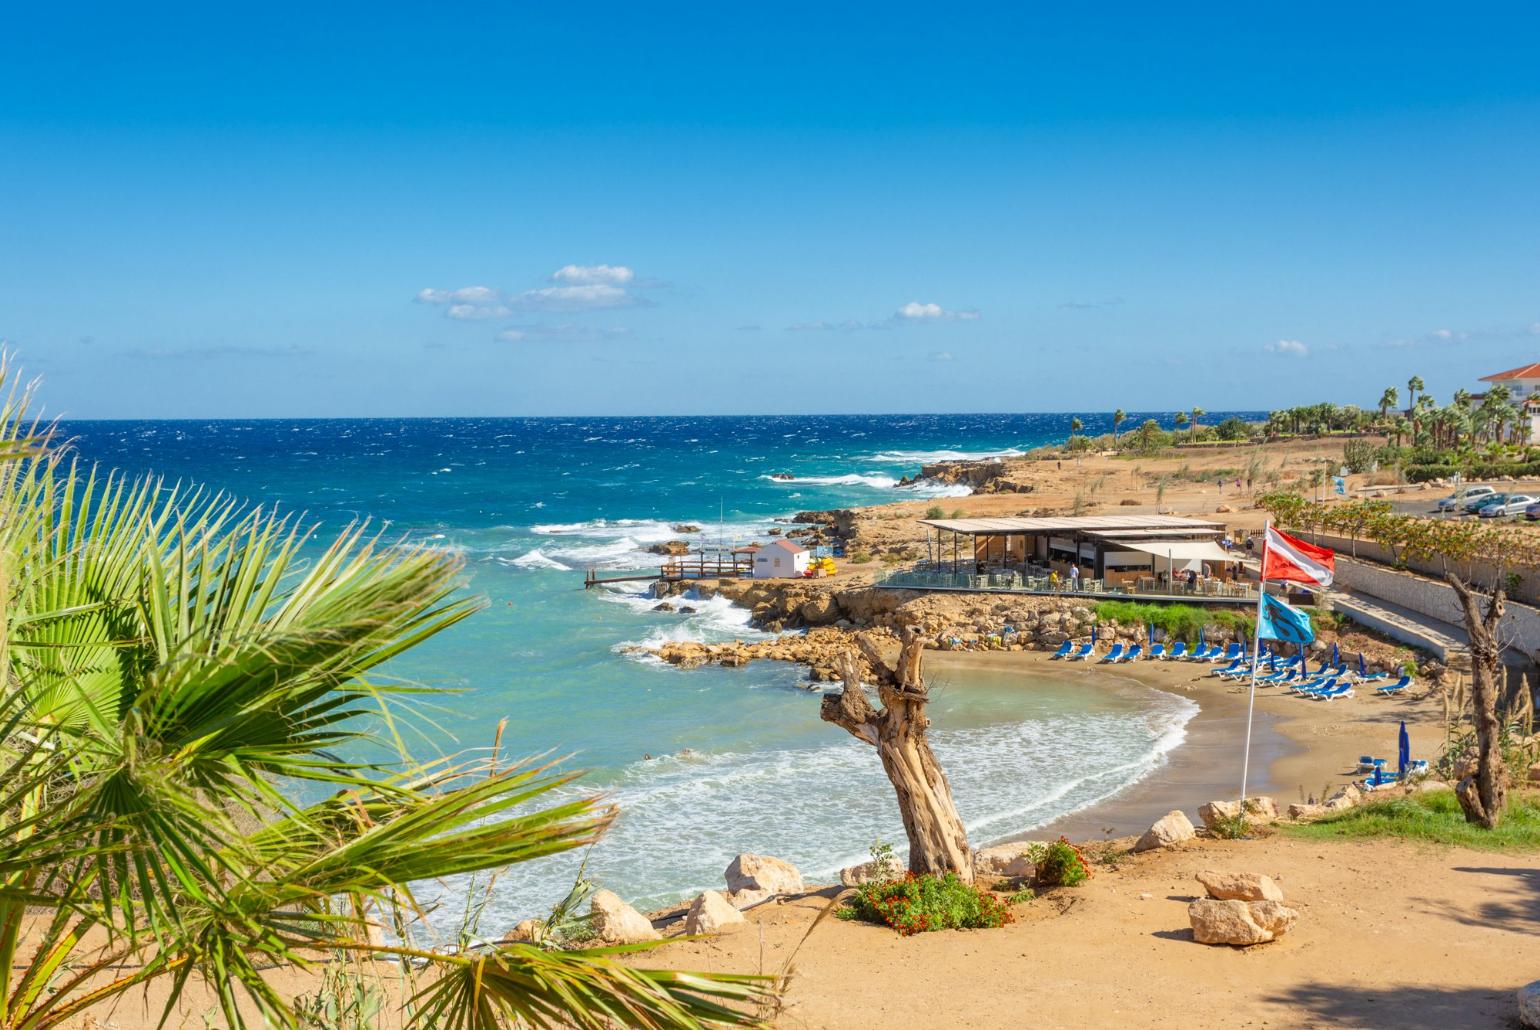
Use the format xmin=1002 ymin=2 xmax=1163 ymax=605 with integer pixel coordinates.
xmin=1478 ymin=494 xmax=1536 ymax=518
xmin=1526 ymin=500 xmax=1540 ymax=521
xmin=1464 ymin=492 xmax=1509 ymax=514
xmin=1438 ymin=485 xmax=1495 ymax=511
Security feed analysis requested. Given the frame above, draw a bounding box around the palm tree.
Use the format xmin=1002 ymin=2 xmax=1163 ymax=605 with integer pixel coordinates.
xmin=1407 ymin=375 xmax=1424 ymax=414
xmin=1174 ymin=411 xmax=1190 ymax=439
xmin=1190 ymin=406 xmax=1205 ymax=442
xmin=1070 ymin=415 xmax=1084 ymax=438
xmin=1112 ymin=408 xmax=1127 ymax=445
xmin=0 ymin=364 xmax=771 ymax=1029
xmin=1379 ymin=386 xmax=1398 ymax=419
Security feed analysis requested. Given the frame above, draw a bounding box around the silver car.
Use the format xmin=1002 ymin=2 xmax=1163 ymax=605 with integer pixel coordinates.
xmin=1477 ymin=494 xmax=1536 ymax=518
xmin=1438 ymin=485 xmax=1494 ymax=511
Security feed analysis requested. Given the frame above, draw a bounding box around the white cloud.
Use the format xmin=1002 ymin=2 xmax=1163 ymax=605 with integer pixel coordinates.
xmin=786 ymin=319 xmax=889 ymax=333
xmin=447 ymin=303 xmax=512 ymax=320
xmin=1265 ymin=339 xmax=1309 ymax=357
xmin=928 ymin=350 xmax=954 ymax=362
xmin=513 ymin=283 xmax=640 ymax=312
xmin=497 ymin=324 xmax=630 ymax=343
xmin=417 ymin=285 xmax=500 ymax=305
xmin=895 ymin=301 xmax=979 ymax=322
xmin=551 ymin=264 xmax=634 ymax=286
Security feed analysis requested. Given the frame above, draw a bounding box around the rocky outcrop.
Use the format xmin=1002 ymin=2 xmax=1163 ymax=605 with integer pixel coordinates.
xmin=1197 ymin=796 xmax=1279 ymax=830
xmin=973 ymin=842 xmax=1038 ymax=878
xmin=1195 ymin=871 xmax=1285 ymax=903
xmin=590 ymin=890 xmax=660 ymax=944
xmin=500 ymin=918 xmax=543 ymax=944
xmin=725 ymin=854 xmax=803 ymax=898
xmin=1188 ymin=898 xmax=1299 ymax=946
xmin=1323 ymin=784 xmax=1362 ymax=812
xmin=1133 ymin=810 xmax=1196 ymax=853
xmin=1518 ymin=980 xmax=1540 ymax=1028
xmin=647 ymin=540 xmax=693 ymax=556
xmin=839 ymin=860 xmax=895 ymax=886
xmin=684 ymin=890 xmax=747 ymax=935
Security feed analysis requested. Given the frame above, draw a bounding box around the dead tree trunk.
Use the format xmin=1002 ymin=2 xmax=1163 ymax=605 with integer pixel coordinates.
xmin=1447 ymin=572 xmax=1508 ymax=829
xmin=820 ymin=629 xmax=974 ymax=881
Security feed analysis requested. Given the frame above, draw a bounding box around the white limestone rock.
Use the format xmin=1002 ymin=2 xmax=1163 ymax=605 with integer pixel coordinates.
xmin=1133 ymin=810 xmax=1196 ymax=853
xmin=684 ymin=890 xmax=747 ymax=935
xmin=590 ymin=889 xmax=660 ymax=944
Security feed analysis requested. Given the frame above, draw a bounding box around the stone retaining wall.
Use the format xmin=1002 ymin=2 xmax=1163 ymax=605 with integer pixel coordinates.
xmin=1334 ymin=557 xmax=1540 ymax=665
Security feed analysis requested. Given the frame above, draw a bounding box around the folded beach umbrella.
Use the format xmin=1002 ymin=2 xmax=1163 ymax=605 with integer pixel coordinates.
xmin=1148 ymin=621 xmax=1155 ymax=645
xmin=1359 ymin=652 xmax=1367 ymax=677
xmin=1398 ymin=721 xmax=1410 ymax=780
xmin=1332 ymin=641 xmax=1340 ymax=665
xmin=1091 ymin=624 xmax=1098 ymax=645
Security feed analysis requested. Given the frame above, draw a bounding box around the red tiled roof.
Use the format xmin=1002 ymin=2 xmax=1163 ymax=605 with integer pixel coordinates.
xmin=1480 ymin=362 xmax=1540 ymax=382
xmin=764 ymin=538 xmax=807 ymax=553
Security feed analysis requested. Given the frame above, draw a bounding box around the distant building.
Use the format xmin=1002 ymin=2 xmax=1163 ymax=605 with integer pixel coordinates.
xmin=1478 ymin=363 xmax=1540 ymax=444
xmin=752 ymin=538 xmax=810 ymax=579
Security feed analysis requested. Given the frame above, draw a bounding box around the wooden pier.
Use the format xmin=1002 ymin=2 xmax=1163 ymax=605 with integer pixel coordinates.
xmin=584 ymin=553 xmax=753 ymax=589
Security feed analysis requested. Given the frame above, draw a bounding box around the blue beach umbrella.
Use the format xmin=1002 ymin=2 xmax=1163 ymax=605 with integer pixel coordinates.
xmin=1332 ymin=642 xmax=1340 ymax=666
xmin=1398 ymin=721 xmax=1411 ymax=780
xmin=1198 ymin=625 xmax=1205 ymax=647
xmin=1092 ymin=624 xmax=1098 ymax=645
xmin=1148 ymin=622 xmax=1155 ymax=645
xmin=1359 ymin=652 xmax=1367 ymax=677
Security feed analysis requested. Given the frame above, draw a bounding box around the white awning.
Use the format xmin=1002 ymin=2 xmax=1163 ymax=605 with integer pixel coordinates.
xmin=1117 ymin=540 xmax=1237 ymax=563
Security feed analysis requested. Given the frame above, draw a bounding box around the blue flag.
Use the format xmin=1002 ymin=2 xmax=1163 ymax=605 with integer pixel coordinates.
xmin=1333 ymin=476 xmax=1346 ymax=495
xmin=1258 ymin=594 xmax=1315 ymax=646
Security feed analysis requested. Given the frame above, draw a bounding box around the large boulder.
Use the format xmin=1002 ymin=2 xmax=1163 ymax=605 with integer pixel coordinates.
xmin=1287 ymin=802 xmax=1325 ymax=820
xmin=590 ymin=889 xmax=660 ymax=944
xmin=684 ymin=890 xmax=747 ymax=935
xmin=1518 ymin=980 xmax=1540 ymax=1028
xmin=500 ymin=918 xmax=543 ymax=944
xmin=839 ymin=859 xmax=899 ymax=886
xmin=1196 ymin=871 xmax=1286 ymax=903
xmin=1188 ymin=898 xmax=1299 ymax=946
xmin=725 ymin=854 xmax=803 ymax=897
xmin=1323 ymin=784 xmax=1362 ymax=812
xmin=1134 ymin=810 xmax=1196 ymax=853
xmin=973 ymin=842 xmax=1038 ymax=878
xmin=1200 ymin=796 xmax=1280 ymax=829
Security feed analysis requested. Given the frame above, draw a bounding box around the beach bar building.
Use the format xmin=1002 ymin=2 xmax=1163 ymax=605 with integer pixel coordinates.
xmin=885 ymin=514 xmax=1252 ymax=601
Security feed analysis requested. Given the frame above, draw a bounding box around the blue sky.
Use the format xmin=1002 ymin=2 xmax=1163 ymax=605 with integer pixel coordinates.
xmin=5 ymin=3 xmax=1540 ymax=418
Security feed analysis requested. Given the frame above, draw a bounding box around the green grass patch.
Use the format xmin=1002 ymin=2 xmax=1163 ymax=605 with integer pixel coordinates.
xmin=1094 ymin=600 xmax=1252 ymax=642
xmin=1284 ymin=790 xmax=1540 ymax=851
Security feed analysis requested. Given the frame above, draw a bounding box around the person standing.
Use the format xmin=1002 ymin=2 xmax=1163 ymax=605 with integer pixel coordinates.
xmin=1069 ymin=563 xmax=1081 ymax=590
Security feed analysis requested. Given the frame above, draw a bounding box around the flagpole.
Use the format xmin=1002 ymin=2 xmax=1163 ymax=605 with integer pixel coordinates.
xmin=1239 ymin=521 xmax=1270 ymax=804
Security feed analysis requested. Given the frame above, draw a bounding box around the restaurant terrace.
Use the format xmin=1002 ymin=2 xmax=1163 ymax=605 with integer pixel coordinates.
xmin=877 ymin=514 xmax=1261 ymax=604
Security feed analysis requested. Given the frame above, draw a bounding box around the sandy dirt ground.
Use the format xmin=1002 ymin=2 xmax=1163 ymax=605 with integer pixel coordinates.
xmin=653 ymin=832 xmax=1539 ymax=1030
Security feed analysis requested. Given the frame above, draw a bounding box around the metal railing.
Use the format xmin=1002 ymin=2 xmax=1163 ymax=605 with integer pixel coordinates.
xmin=874 ymin=566 xmax=1261 ymax=603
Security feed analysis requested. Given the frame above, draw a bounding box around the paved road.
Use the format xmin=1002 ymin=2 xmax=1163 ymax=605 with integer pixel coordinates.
xmin=1381 ymin=479 xmax=1540 ymax=522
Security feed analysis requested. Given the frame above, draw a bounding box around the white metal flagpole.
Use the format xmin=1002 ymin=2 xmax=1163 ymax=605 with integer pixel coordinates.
xmin=1239 ymin=521 xmax=1271 ymax=804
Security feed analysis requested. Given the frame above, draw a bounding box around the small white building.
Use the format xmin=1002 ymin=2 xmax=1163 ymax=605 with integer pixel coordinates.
xmin=1478 ymin=362 xmax=1540 ymax=444
xmin=751 ymin=538 xmax=810 ymax=579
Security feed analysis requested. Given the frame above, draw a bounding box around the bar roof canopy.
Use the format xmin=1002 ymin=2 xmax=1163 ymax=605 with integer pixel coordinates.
xmin=918 ymin=515 xmax=1225 ymax=535
xmin=1116 ymin=539 xmax=1235 ymax=563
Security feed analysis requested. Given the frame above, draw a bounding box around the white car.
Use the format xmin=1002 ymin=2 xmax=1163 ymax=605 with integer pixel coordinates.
xmin=1478 ymin=494 xmax=1536 ymax=518
xmin=1437 ymin=485 xmax=1494 ymax=511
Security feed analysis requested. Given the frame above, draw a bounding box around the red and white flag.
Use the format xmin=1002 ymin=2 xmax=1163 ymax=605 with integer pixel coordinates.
xmin=1262 ymin=526 xmax=1334 ymax=588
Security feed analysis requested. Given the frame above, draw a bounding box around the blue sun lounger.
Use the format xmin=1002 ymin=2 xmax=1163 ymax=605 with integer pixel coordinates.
xmin=1165 ymin=641 xmax=1188 ymax=660
xmin=1147 ymin=642 xmax=1166 ymax=659
xmin=1375 ymin=675 xmax=1413 ymax=696
xmin=1211 ymin=658 xmax=1245 ymax=676
xmin=1315 ymin=682 xmax=1354 ymax=701
xmin=1098 ymin=644 xmax=1126 ymax=663
xmin=1121 ymin=643 xmax=1144 ymax=662
xmin=1066 ymin=643 xmax=1094 ymax=661
xmin=1050 ymin=640 xmax=1073 ymax=659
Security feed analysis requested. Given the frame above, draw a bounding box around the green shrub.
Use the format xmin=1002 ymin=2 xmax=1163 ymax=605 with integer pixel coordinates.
xmin=1209 ymin=813 xmax=1250 ymax=839
xmin=1215 ymin=417 xmax=1252 ymax=442
xmin=925 ymin=505 xmax=945 ymax=520
xmin=1093 ymin=600 xmax=1252 ymax=643
xmin=1032 ymin=838 xmax=1092 ymax=887
xmin=838 ymin=873 xmax=1013 ymax=935
xmin=1285 ymin=790 xmax=1540 ymax=850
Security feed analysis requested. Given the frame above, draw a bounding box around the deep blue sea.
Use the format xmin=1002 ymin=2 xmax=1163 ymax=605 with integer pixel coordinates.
xmin=62 ymin=411 xmax=1261 ymax=932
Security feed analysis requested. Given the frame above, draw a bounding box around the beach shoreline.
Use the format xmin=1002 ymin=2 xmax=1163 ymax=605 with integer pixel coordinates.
xmin=925 ymin=648 xmax=1441 ymax=846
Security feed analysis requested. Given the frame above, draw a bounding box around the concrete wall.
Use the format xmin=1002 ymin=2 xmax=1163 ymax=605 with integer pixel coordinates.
xmin=1334 ymin=557 xmax=1540 ymax=663
xmin=1314 ymin=531 xmax=1540 ymax=607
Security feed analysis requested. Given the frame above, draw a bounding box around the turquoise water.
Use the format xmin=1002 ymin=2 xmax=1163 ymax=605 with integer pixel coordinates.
xmin=61 ymin=412 xmax=1249 ymax=929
